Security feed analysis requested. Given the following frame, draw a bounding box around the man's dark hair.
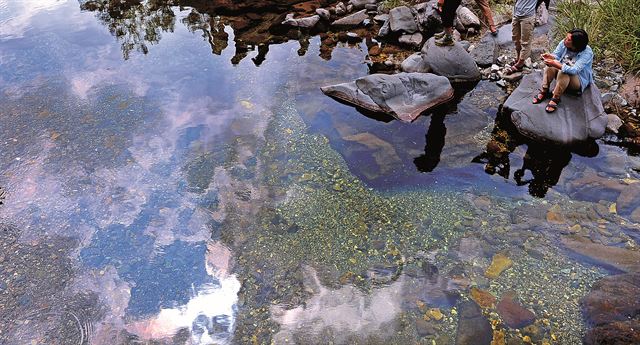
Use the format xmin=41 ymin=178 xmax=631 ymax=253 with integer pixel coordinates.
xmin=569 ymin=29 xmax=589 ymax=52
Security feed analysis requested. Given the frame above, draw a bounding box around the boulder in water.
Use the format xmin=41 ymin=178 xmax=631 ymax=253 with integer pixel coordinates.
xmin=420 ymin=37 xmax=481 ymax=82
xmin=504 ymin=71 xmax=607 ymax=144
xmin=320 ymin=72 xmax=454 ymax=122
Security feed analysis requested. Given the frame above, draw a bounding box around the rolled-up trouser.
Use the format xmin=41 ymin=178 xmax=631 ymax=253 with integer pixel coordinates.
xmin=543 ymin=66 xmax=582 ymax=96
xmin=442 ymin=0 xmax=462 ymax=28
xmin=475 ymin=0 xmax=495 ymax=28
xmin=511 ymin=15 xmax=535 ymax=62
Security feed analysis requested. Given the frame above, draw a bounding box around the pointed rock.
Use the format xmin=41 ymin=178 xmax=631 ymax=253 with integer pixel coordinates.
xmin=321 ymin=73 xmax=454 ymax=122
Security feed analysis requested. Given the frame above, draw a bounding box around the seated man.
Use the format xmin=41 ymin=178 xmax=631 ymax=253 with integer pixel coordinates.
xmin=532 ymin=28 xmax=594 ymax=113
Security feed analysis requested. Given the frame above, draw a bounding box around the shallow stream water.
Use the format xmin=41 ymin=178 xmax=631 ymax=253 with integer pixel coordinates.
xmin=1 ymin=1 xmax=639 ymax=344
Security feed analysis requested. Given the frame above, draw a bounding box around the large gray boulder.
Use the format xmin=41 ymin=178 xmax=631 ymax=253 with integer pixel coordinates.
xmin=504 ymin=71 xmax=608 ymax=144
xmin=320 ymin=73 xmax=454 ymax=122
xmin=470 ymin=32 xmax=498 ymax=67
xmin=388 ymin=6 xmax=418 ymax=33
xmin=420 ymin=37 xmax=481 ymax=82
xmin=412 ymin=1 xmax=442 ymax=33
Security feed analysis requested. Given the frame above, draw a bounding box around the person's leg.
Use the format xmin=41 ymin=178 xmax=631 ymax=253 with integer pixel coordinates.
xmin=436 ymin=0 xmax=462 ymax=46
xmin=547 ymin=72 xmax=581 ymax=112
xmin=542 ymin=66 xmax=559 ymax=89
xmin=475 ymin=0 xmax=496 ymax=33
xmin=552 ymin=72 xmax=581 ymax=96
xmin=518 ymin=15 xmax=535 ymax=63
xmin=533 ymin=66 xmax=557 ymax=103
xmin=512 ymin=16 xmax=522 ymax=62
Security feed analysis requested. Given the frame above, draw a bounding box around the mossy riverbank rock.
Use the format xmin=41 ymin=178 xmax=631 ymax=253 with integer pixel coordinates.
xmin=505 ymin=71 xmax=607 ymax=145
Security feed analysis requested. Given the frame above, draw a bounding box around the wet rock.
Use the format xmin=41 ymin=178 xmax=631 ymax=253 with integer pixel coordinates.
xmin=388 ymin=6 xmax=418 ymax=33
xmin=400 ymin=53 xmax=430 ymax=73
xmin=415 ymin=318 xmax=438 ymax=337
xmin=320 ymin=72 xmax=454 ymax=122
xmin=620 ymin=73 xmax=640 ymax=108
xmin=615 ymin=183 xmax=640 ymax=217
xmin=373 ymin=14 xmax=389 ymax=23
xmin=282 ymin=14 xmax=320 ymax=28
xmin=331 ymin=9 xmax=368 ymax=28
xmin=412 ymin=1 xmax=442 ymax=33
xmin=398 ymin=32 xmax=423 ymax=48
xmin=505 ymin=71 xmax=608 ymax=144
xmin=335 ymin=2 xmax=347 ymax=16
xmin=455 ymin=7 xmax=480 ymax=29
xmin=496 ymin=291 xmax=536 ymax=329
xmin=485 ymin=252 xmax=513 ymax=278
xmin=470 ymin=32 xmax=497 ymax=67
xmin=585 ymin=320 xmax=640 ymax=345
xmin=315 ymin=8 xmax=331 ymax=20
xmin=606 ymin=114 xmax=623 ymax=133
xmin=378 ymin=19 xmax=390 ymax=36
xmin=582 ymin=273 xmax=640 ymax=325
xmin=421 ymin=37 xmax=482 ymax=82
xmin=455 ymin=300 xmax=493 ymax=345
xmin=457 ymin=236 xmax=484 ymax=262
xmin=470 ymin=287 xmax=496 ymax=309
xmin=349 ymin=0 xmax=377 ymax=10
xmin=561 ymin=235 xmax=640 ymax=273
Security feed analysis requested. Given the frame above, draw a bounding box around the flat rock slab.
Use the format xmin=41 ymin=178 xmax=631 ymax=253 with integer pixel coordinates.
xmin=504 ymin=71 xmax=607 ymax=144
xmin=331 ymin=9 xmax=368 ymax=28
xmin=561 ymin=235 xmax=640 ymax=273
xmin=320 ymin=72 xmax=454 ymax=122
xmin=421 ymin=37 xmax=482 ymax=82
xmin=581 ymin=273 xmax=640 ymax=326
xmin=455 ymin=300 xmax=493 ymax=345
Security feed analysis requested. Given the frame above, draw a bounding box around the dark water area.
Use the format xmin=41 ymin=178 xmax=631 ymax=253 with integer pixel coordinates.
xmin=1 ymin=1 xmax=640 ymax=344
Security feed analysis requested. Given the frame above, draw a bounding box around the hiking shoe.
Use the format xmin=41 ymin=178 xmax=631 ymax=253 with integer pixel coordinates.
xmin=434 ymin=31 xmax=446 ymax=39
xmin=434 ymin=34 xmax=454 ymax=46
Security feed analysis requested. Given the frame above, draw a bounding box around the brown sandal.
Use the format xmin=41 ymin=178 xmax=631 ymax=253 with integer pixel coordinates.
xmin=532 ymin=88 xmax=550 ymax=104
xmin=505 ymin=64 xmax=523 ymax=75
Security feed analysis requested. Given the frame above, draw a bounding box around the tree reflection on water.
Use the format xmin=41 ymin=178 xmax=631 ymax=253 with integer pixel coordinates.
xmin=78 ymin=0 xmax=336 ymax=64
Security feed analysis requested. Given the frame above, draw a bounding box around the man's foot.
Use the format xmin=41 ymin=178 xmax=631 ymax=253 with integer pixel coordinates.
xmin=504 ymin=64 xmax=523 ymax=75
xmin=489 ymin=25 xmax=498 ymax=36
xmin=545 ymin=97 xmax=561 ymax=113
xmin=435 ymin=34 xmax=454 ymax=46
xmin=532 ymin=88 xmax=550 ymax=104
xmin=434 ymin=31 xmax=446 ymax=39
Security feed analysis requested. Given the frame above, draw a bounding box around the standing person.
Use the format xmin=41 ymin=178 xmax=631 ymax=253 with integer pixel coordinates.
xmin=531 ymin=29 xmax=593 ymax=113
xmin=505 ymin=0 xmax=538 ymax=74
xmin=476 ymin=0 xmax=498 ymax=35
xmin=435 ymin=0 xmax=463 ymax=46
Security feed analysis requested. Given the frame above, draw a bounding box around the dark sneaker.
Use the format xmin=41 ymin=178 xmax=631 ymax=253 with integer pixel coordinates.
xmin=434 ymin=34 xmax=454 ymax=46
xmin=434 ymin=31 xmax=446 ymax=39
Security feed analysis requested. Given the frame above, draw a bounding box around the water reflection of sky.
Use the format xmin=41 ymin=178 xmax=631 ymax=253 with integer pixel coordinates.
xmin=2 ymin=0 xmax=640 ymax=344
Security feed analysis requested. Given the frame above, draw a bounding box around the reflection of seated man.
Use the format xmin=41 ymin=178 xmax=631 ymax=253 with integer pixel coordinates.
xmin=513 ymin=145 xmax=571 ymax=197
xmin=531 ymin=29 xmax=593 ymax=113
